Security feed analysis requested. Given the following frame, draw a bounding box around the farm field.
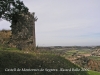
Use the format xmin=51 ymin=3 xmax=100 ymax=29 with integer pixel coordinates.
xmin=88 ymin=70 xmax=100 ymax=75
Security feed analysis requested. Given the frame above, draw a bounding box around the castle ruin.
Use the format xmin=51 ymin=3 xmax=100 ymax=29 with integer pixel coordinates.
xmin=9 ymin=12 xmax=37 ymax=50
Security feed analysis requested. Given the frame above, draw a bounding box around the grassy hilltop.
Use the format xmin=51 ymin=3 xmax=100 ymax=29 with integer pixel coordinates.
xmin=0 ymin=49 xmax=88 ymax=75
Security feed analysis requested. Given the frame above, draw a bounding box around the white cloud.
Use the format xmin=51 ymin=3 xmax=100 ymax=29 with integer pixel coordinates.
xmin=0 ymin=0 xmax=100 ymax=46
xmin=0 ymin=20 xmax=11 ymax=30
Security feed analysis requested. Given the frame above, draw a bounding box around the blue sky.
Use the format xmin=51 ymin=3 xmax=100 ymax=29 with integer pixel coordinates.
xmin=0 ymin=0 xmax=100 ymax=46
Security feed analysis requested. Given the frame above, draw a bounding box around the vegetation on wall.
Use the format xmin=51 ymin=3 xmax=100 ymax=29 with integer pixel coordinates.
xmin=0 ymin=0 xmax=37 ymax=50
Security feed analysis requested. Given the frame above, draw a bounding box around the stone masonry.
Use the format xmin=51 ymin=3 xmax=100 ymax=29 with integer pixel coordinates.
xmin=9 ymin=12 xmax=37 ymax=50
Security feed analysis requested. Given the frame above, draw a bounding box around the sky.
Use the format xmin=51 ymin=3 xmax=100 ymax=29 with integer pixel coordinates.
xmin=0 ymin=0 xmax=100 ymax=46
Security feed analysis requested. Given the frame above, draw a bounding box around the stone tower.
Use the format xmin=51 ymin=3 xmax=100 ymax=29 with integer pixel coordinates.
xmin=10 ymin=12 xmax=37 ymax=50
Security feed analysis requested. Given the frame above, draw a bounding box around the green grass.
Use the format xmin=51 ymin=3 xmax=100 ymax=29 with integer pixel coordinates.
xmin=0 ymin=50 xmax=89 ymax=75
xmin=88 ymin=56 xmax=100 ymax=61
xmin=0 ymin=44 xmax=19 ymax=51
xmin=88 ymin=70 xmax=100 ymax=75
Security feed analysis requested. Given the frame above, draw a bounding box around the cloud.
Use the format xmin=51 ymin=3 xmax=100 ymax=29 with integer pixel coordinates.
xmin=0 ymin=0 xmax=100 ymax=46
xmin=0 ymin=20 xmax=11 ymax=30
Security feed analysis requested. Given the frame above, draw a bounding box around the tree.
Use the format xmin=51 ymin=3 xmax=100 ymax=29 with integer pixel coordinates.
xmin=0 ymin=0 xmax=37 ymax=50
xmin=0 ymin=0 xmax=29 ymax=22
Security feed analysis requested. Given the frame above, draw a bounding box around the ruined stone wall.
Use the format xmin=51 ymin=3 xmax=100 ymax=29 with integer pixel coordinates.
xmin=9 ymin=12 xmax=37 ymax=50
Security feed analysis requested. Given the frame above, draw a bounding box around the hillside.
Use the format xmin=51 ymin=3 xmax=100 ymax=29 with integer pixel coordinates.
xmin=0 ymin=49 xmax=89 ymax=75
xmin=0 ymin=30 xmax=99 ymax=75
